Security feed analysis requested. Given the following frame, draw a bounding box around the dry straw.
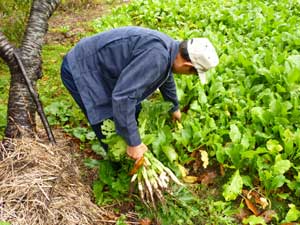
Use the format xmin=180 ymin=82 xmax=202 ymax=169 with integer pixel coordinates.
xmin=0 ymin=130 xmax=138 ymax=225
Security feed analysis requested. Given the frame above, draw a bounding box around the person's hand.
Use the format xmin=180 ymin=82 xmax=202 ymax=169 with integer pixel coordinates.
xmin=171 ymin=109 xmax=181 ymax=122
xmin=127 ymin=143 xmax=148 ymax=160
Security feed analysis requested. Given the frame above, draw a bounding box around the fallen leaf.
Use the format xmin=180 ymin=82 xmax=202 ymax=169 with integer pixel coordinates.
xmin=235 ymin=208 xmax=251 ymax=222
xmin=245 ymin=198 xmax=260 ymax=216
xmin=190 ymin=151 xmax=201 ymax=172
xmin=139 ymin=218 xmax=152 ymax=225
xmin=200 ymin=150 xmax=209 ymax=168
xmin=249 ymin=190 xmax=262 ymax=202
xmin=260 ymin=210 xmax=276 ymax=223
xmin=190 ymin=150 xmax=198 ymax=158
xmin=244 ymin=189 xmax=269 ymax=209
xmin=177 ymin=163 xmax=188 ymax=177
xmin=242 ymin=189 xmax=250 ymax=197
xmin=258 ymin=197 xmax=269 ymax=209
xmin=183 ymin=175 xmax=198 ymax=184
xmin=199 ymin=171 xmax=217 ymax=185
xmin=220 ymin=164 xmax=225 ymax=176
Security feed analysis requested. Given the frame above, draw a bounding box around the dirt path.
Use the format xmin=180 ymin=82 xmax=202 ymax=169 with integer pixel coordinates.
xmin=45 ymin=1 xmax=129 ymax=44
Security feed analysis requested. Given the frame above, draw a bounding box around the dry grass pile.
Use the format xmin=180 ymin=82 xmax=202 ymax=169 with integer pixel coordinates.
xmin=0 ymin=131 xmax=134 ymax=225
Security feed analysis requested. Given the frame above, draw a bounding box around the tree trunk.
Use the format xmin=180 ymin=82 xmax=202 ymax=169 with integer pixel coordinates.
xmin=0 ymin=0 xmax=60 ymax=140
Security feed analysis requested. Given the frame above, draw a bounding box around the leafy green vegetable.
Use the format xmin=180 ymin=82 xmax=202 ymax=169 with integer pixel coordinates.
xmin=284 ymin=204 xmax=300 ymax=223
xmin=89 ymin=0 xmax=300 ymax=221
xmin=223 ymin=170 xmax=243 ymax=201
xmin=242 ymin=215 xmax=267 ymax=225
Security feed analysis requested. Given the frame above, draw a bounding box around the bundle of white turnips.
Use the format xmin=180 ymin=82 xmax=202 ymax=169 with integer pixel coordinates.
xmin=129 ymin=150 xmax=184 ymax=208
xmin=101 ymin=119 xmax=185 ymax=208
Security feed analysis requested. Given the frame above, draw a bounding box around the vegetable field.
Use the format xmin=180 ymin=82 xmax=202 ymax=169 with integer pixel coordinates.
xmin=1 ymin=0 xmax=300 ymax=224
xmin=92 ymin=0 xmax=300 ymax=224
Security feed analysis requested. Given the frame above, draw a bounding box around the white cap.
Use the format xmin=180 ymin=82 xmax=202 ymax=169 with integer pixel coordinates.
xmin=187 ymin=38 xmax=219 ymax=84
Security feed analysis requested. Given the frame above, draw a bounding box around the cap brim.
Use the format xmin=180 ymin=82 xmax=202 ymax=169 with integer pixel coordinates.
xmin=198 ymin=70 xmax=207 ymax=84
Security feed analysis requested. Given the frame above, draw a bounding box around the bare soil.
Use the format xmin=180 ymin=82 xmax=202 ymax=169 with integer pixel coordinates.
xmin=45 ymin=1 xmax=129 ymax=44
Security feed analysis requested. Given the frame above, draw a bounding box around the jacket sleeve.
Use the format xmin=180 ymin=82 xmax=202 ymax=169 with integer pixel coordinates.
xmin=112 ymin=47 xmax=169 ymax=146
xmin=159 ymin=74 xmax=179 ymax=112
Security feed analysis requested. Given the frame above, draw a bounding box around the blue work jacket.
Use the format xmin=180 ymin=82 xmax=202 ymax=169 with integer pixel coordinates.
xmin=65 ymin=26 xmax=180 ymax=146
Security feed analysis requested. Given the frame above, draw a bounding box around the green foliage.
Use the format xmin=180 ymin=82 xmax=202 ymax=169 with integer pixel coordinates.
xmin=223 ymin=170 xmax=243 ymax=201
xmin=92 ymin=160 xmax=132 ymax=205
xmin=100 ymin=120 xmax=127 ymax=161
xmin=146 ymin=188 xmax=237 ymax=225
xmin=0 ymin=0 xmax=31 ymax=44
xmin=0 ymin=222 xmax=11 ymax=225
xmin=0 ymin=0 xmax=299 ymax=223
xmin=283 ymin=204 xmax=300 ymax=223
xmin=95 ymin=117 xmax=238 ymax=224
xmin=145 ymin=187 xmax=202 ymax=225
xmin=115 ymin=215 xmax=127 ymax=225
xmin=243 ymin=215 xmax=267 ymax=225
xmin=0 ymin=75 xmax=9 ymax=139
xmin=89 ymin=0 xmax=300 ymax=222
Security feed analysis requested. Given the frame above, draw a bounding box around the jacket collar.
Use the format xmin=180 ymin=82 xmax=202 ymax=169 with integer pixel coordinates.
xmin=168 ymin=40 xmax=180 ymax=76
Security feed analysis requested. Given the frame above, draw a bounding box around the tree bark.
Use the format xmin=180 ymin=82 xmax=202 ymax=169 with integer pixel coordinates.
xmin=0 ymin=0 xmax=60 ymax=140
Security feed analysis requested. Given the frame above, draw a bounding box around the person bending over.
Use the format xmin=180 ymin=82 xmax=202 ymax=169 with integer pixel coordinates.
xmin=61 ymin=26 xmax=219 ymax=160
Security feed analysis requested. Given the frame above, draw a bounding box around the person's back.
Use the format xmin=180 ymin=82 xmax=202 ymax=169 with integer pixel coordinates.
xmin=64 ymin=26 xmax=178 ymax=126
